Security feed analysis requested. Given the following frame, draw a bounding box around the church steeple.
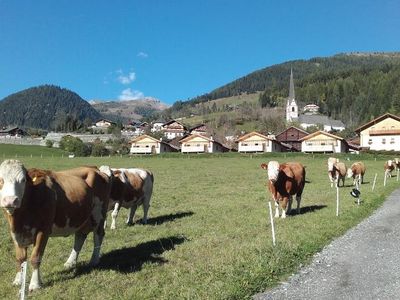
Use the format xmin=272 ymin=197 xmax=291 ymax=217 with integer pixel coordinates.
xmin=286 ymin=68 xmax=298 ymax=122
xmin=289 ymin=68 xmax=295 ymax=100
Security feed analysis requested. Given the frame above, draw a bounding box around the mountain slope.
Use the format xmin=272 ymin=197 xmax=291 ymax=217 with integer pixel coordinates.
xmin=0 ymin=85 xmax=102 ymax=130
xmin=91 ymin=97 xmax=169 ymax=123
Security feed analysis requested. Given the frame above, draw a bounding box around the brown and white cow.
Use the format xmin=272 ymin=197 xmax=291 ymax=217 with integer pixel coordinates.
xmin=0 ymin=160 xmax=112 ymax=291
xmin=327 ymin=157 xmax=339 ymax=187
xmin=261 ymin=161 xmax=306 ymax=218
xmin=384 ymin=160 xmax=395 ymax=178
xmin=328 ymin=159 xmax=347 ymax=188
xmin=346 ymin=161 xmax=366 ymax=187
xmin=106 ymin=168 xmax=154 ymax=229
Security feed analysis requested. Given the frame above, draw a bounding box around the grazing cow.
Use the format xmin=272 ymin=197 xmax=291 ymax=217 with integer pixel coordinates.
xmin=261 ymin=161 xmax=306 ymax=218
xmin=327 ymin=157 xmax=339 ymax=187
xmin=106 ymin=168 xmax=154 ymax=229
xmin=346 ymin=161 xmax=366 ymax=187
xmin=384 ymin=160 xmax=395 ymax=178
xmin=328 ymin=160 xmax=347 ymax=187
xmin=394 ymin=158 xmax=400 ymax=170
xmin=0 ymin=160 xmax=112 ymax=291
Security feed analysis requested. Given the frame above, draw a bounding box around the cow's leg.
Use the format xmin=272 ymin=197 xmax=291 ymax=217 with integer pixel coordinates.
xmin=64 ymin=232 xmax=87 ymax=269
xmin=281 ymin=198 xmax=288 ymax=219
xmin=141 ymin=199 xmax=150 ymax=224
xmin=286 ymin=196 xmax=293 ymax=215
xmin=328 ymin=173 xmax=334 ymax=188
xmin=274 ymin=201 xmax=280 ymax=218
xmin=127 ymin=204 xmax=138 ymax=225
xmin=13 ymin=246 xmax=27 ymax=286
xmin=296 ymin=194 xmax=302 ymax=214
xmin=110 ymin=202 xmax=121 ymax=230
xmin=89 ymin=224 xmax=105 ymax=267
xmin=28 ymin=232 xmax=49 ymax=291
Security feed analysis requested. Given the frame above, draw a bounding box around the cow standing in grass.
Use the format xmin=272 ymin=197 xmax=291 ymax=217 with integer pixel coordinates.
xmin=107 ymin=168 xmax=154 ymax=229
xmin=384 ymin=160 xmax=395 ymax=178
xmin=0 ymin=160 xmax=112 ymax=291
xmin=261 ymin=161 xmax=306 ymax=218
xmin=347 ymin=161 xmax=366 ymax=188
xmin=328 ymin=158 xmax=347 ymax=187
xmin=327 ymin=157 xmax=339 ymax=187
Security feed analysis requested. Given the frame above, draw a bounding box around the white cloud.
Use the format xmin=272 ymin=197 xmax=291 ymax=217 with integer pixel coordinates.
xmin=137 ymin=51 xmax=148 ymax=58
xmin=118 ymin=88 xmax=144 ymax=101
xmin=117 ymin=71 xmax=136 ymax=85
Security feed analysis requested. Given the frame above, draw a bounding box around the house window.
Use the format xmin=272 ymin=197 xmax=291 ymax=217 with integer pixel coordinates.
xmin=368 ymin=139 xmax=372 ymax=145
xmin=390 ymin=138 xmax=395 ymax=144
xmin=242 ymin=143 xmax=248 ymax=146
xmin=185 ymin=144 xmax=190 ymax=147
xmin=382 ymin=138 xmax=386 ymax=144
xmin=196 ymin=144 xmax=200 ymax=147
xmin=255 ymin=143 xmax=259 ymax=146
xmin=146 ymin=145 xmax=149 ymax=147
xmin=292 ymin=107 xmax=295 ymax=112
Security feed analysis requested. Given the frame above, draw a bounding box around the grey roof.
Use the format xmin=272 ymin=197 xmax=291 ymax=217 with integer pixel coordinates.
xmin=298 ymin=114 xmax=345 ymax=128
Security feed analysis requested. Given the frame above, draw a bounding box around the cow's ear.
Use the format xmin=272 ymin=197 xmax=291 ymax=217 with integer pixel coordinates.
xmin=27 ymin=169 xmax=46 ymax=186
xmin=260 ymin=163 xmax=268 ymax=170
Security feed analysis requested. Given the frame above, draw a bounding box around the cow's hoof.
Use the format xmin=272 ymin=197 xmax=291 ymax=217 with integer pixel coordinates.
xmin=110 ymin=225 xmax=116 ymax=230
xmin=12 ymin=272 xmax=22 ymax=286
xmin=64 ymin=261 xmax=76 ymax=269
xmin=29 ymin=282 xmax=41 ymax=292
xmin=126 ymin=221 xmax=134 ymax=226
xmin=89 ymin=258 xmax=100 ymax=267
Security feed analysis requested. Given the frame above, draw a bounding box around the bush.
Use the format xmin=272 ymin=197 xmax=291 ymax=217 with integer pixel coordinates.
xmin=91 ymin=142 xmax=109 ymax=157
xmin=59 ymin=135 xmax=91 ymax=156
xmin=45 ymin=139 xmax=54 ymax=148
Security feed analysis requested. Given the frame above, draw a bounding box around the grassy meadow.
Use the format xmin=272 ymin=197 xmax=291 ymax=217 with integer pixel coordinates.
xmin=0 ymin=147 xmax=398 ymax=299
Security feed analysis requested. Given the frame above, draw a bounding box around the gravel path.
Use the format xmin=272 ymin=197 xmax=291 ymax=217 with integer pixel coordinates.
xmin=254 ymin=188 xmax=400 ymax=300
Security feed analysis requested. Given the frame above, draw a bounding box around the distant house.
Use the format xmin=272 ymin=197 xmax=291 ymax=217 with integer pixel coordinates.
xmin=93 ymin=119 xmax=116 ymax=128
xmin=179 ymin=134 xmax=228 ymax=153
xmin=298 ymin=115 xmax=346 ymax=132
xmin=275 ymin=126 xmax=309 ymax=152
xmin=129 ymin=134 xmax=178 ymax=154
xmin=303 ymin=104 xmax=320 ymax=114
xmin=151 ymin=120 xmax=166 ymax=133
xmin=300 ymin=130 xmax=348 ymax=153
xmin=355 ymin=113 xmax=400 ymax=151
xmin=162 ymin=120 xmax=187 ymax=139
xmin=0 ymin=127 xmax=26 ymax=137
xmin=236 ymin=131 xmax=286 ymax=153
xmin=189 ymin=124 xmax=208 ymax=136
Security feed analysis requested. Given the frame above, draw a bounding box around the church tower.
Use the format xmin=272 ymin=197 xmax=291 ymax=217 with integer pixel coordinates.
xmin=286 ymin=68 xmax=298 ymax=122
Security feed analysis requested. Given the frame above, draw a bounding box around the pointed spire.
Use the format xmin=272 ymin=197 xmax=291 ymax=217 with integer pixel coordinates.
xmin=289 ymin=68 xmax=295 ymax=100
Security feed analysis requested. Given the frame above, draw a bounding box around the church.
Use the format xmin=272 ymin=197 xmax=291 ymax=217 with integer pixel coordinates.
xmin=286 ymin=70 xmax=345 ymax=132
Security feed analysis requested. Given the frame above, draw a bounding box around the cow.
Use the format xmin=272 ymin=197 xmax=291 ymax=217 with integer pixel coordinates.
xmin=327 ymin=157 xmax=339 ymax=187
xmin=328 ymin=160 xmax=347 ymax=187
xmin=106 ymin=168 xmax=154 ymax=230
xmin=261 ymin=161 xmax=306 ymax=218
xmin=346 ymin=161 xmax=366 ymax=188
xmin=0 ymin=160 xmax=112 ymax=291
xmin=384 ymin=160 xmax=395 ymax=178
xmin=393 ymin=158 xmax=400 ymax=171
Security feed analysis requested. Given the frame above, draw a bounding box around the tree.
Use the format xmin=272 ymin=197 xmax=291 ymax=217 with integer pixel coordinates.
xmin=45 ymin=139 xmax=54 ymax=148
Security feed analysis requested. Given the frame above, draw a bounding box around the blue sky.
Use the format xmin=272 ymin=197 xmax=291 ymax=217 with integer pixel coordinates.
xmin=1 ymin=0 xmax=399 ymax=105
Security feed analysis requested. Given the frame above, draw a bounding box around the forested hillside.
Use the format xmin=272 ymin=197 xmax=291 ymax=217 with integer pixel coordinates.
xmin=166 ymin=53 xmax=400 ymax=128
xmin=0 ymin=85 xmax=102 ymax=131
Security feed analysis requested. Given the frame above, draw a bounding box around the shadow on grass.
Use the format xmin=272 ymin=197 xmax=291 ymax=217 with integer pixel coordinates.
xmin=45 ymin=235 xmax=187 ymax=287
xmin=290 ymin=205 xmax=327 ymax=216
xmin=135 ymin=211 xmax=194 ymax=226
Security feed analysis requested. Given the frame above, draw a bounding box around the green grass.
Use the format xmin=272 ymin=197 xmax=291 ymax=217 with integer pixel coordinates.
xmin=0 ymin=149 xmax=398 ymax=299
xmin=0 ymin=144 xmax=68 ymax=158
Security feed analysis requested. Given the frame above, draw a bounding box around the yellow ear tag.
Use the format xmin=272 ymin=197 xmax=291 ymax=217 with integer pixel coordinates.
xmin=32 ymin=176 xmax=37 ymax=182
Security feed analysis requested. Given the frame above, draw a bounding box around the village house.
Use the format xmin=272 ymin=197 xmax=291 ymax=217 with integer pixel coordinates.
xmin=151 ymin=120 xmax=166 ymax=133
xmin=162 ymin=120 xmax=187 ymax=139
xmin=179 ymin=134 xmax=228 ymax=153
xmin=275 ymin=126 xmax=309 ymax=152
xmin=300 ymin=130 xmax=348 ymax=153
xmin=355 ymin=113 xmax=400 ymax=151
xmin=0 ymin=127 xmax=26 ymax=138
xmin=93 ymin=118 xmax=116 ymax=128
xmin=236 ymin=131 xmax=287 ymax=153
xmin=129 ymin=134 xmax=178 ymax=154
xmin=189 ymin=124 xmax=208 ymax=136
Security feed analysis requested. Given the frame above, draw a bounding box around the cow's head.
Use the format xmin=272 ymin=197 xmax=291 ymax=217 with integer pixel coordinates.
xmin=0 ymin=160 xmax=27 ymax=214
xmin=346 ymin=168 xmax=354 ymax=178
xmin=266 ymin=161 xmax=280 ymax=183
xmin=388 ymin=160 xmax=393 ymax=167
xmin=327 ymin=157 xmax=338 ymax=172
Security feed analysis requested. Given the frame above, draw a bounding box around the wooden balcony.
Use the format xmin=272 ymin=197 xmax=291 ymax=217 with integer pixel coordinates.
xmin=369 ymin=129 xmax=400 ymax=136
